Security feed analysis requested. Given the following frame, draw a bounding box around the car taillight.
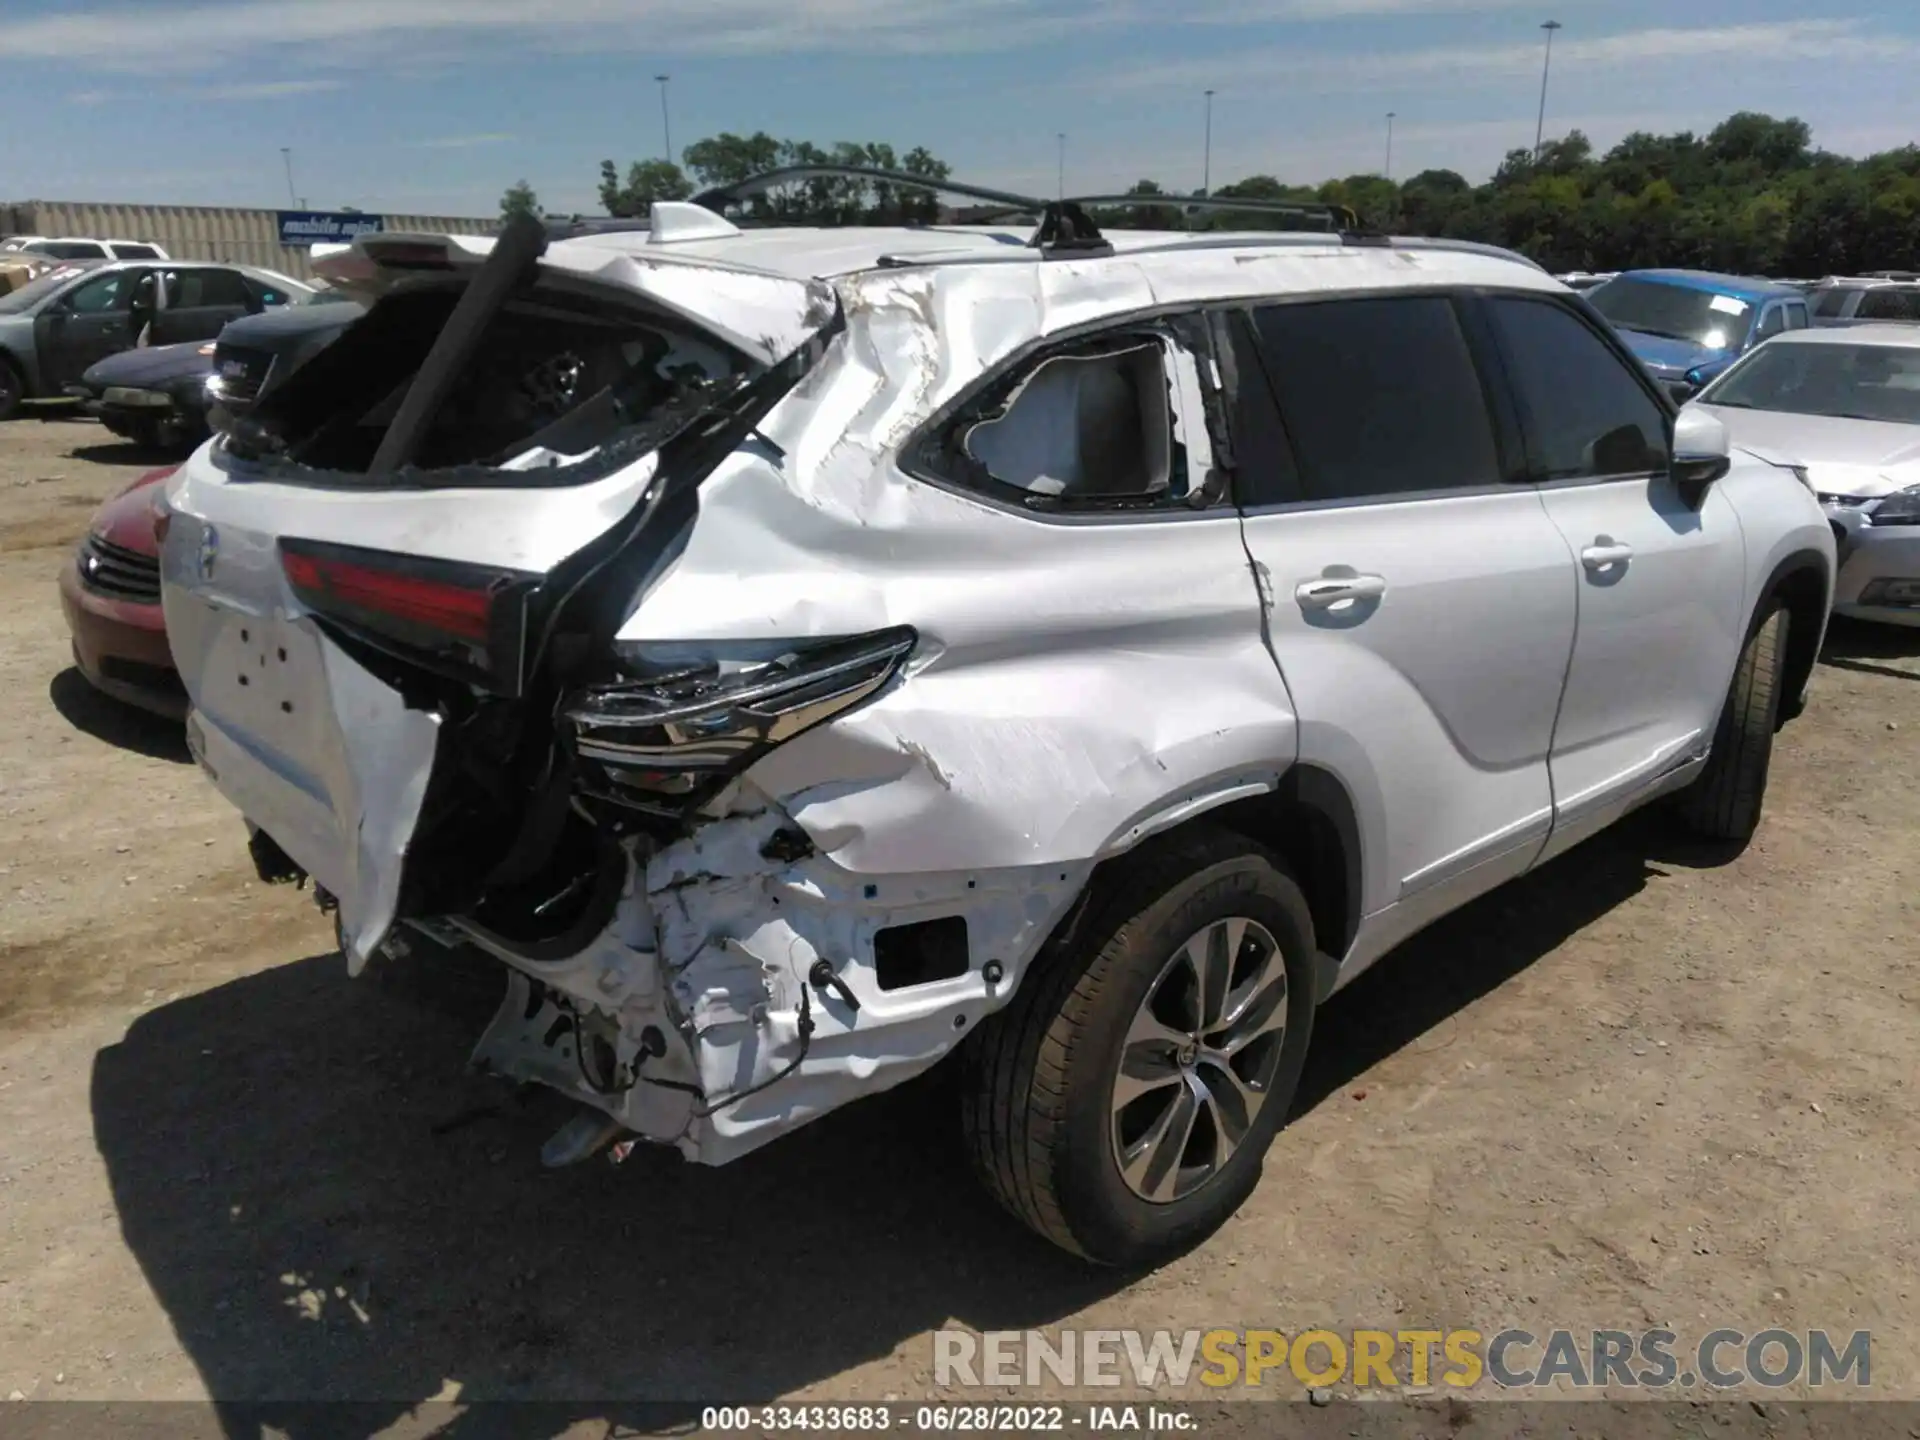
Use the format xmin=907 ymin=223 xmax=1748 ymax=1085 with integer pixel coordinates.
xmin=279 ymin=538 xmax=540 ymax=694
xmin=564 ymin=627 xmax=918 ymax=814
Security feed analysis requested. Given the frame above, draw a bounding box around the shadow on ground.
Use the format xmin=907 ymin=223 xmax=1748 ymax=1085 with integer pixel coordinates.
xmin=1819 ymin=616 xmax=1920 ymax=683
xmin=66 ymin=437 xmax=192 ymax=468
xmin=91 ymin=811 xmax=1737 ymax=1438
xmin=49 ymin=667 xmax=189 ymax=762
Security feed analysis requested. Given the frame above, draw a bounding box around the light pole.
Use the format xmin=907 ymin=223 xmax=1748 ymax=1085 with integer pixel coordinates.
xmin=1385 ymin=111 xmax=1396 ymax=179
xmin=1203 ymin=89 xmax=1215 ymax=197
xmin=280 ymin=147 xmax=298 ymax=208
xmin=655 ymin=74 xmax=673 ymax=164
xmin=1534 ymin=20 xmax=1562 ymax=161
xmin=1057 ymin=132 xmax=1066 ymax=199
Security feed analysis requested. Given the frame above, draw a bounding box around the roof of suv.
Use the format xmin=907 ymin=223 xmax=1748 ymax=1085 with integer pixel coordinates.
xmin=1618 ymin=268 xmax=1804 ymax=304
xmin=551 ymin=222 xmax=1558 ymax=293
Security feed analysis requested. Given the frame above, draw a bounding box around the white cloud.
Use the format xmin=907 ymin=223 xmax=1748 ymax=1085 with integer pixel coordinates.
xmin=194 ymin=77 xmax=347 ymax=99
xmin=408 ymin=133 xmax=515 ymax=149
xmin=0 ymin=0 xmax=1112 ymax=68
xmin=1099 ymin=19 xmax=1920 ymax=94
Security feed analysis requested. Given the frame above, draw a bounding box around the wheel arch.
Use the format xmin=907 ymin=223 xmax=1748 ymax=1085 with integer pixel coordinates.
xmin=1756 ymin=548 xmax=1832 ymax=727
xmin=1085 ymin=764 xmax=1362 ymax=1004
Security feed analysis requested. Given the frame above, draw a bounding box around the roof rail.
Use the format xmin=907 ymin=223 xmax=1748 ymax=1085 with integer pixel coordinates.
xmin=689 ymin=163 xmax=1114 ymax=256
xmin=1068 ymin=192 xmax=1362 ymax=234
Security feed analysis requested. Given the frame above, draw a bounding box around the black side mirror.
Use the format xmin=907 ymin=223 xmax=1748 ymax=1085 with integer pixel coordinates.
xmin=1666 ymin=380 xmax=1697 ymax=405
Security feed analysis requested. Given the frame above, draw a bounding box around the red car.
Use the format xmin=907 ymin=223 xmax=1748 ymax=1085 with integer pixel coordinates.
xmin=58 ymin=464 xmax=184 ymax=718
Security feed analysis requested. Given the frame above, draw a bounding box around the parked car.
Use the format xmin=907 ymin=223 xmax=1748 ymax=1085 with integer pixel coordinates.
xmin=66 ymin=287 xmax=362 ymax=450
xmin=0 ymin=236 xmax=169 ymax=261
xmin=1807 ymin=279 xmax=1920 ymax=327
xmin=59 ymin=464 xmax=183 ymax=717
xmin=1587 ymin=269 xmax=1810 ymax=395
xmin=156 ymin=187 xmax=1835 ymax=1266
xmin=0 ymin=260 xmax=309 ymax=420
xmin=203 ymin=286 xmax=364 ymax=427
xmin=67 ymin=340 xmax=219 ymax=449
xmin=1689 ymin=325 xmax=1920 ymax=627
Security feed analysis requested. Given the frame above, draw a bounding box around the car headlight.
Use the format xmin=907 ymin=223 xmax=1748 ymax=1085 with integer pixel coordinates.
xmin=1868 ymin=485 xmax=1920 ymax=527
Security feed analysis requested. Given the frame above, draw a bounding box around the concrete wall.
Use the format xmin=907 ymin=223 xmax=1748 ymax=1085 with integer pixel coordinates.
xmin=0 ymin=200 xmax=498 ymax=280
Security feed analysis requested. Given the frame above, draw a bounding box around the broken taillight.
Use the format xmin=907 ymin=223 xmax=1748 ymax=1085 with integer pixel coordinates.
xmin=279 ymin=537 xmax=539 ymax=693
xmin=564 ymin=627 xmax=918 ymax=812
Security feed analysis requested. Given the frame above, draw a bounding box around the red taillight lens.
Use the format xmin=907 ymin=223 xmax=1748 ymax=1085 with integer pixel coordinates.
xmin=279 ymin=539 xmax=539 ymax=694
xmin=281 ymin=549 xmax=493 ymax=641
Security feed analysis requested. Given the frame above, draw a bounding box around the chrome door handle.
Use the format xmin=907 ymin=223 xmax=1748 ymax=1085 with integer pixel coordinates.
xmin=1295 ymin=574 xmax=1387 ymax=609
xmin=1581 ymin=541 xmax=1633 ymax=571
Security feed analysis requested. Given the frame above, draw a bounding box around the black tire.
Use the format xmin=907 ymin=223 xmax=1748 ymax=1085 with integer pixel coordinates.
xmin=1676 ymin=604 xmax=1788 ymax=843
xmin=959 ymin=824 xmax=1318 ymax=1267
xmin=0 ymin=356 xmax=23 ymax=422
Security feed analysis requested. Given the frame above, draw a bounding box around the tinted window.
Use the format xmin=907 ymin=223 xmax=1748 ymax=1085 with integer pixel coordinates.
xmin=1812 ymin=287 xmax=1858 ymax=319
xmin=110 ymin=243 xmax=161 ymax=260
xmin=1488 ymin=296 xmax=1669 ymax=480
xmin=165 ymin=268 xmax=252 ymax=308
xmin=66 ymin=272 xmax=133 ymax=314
xmin=1249 ymin=296 xmax=1500 ymax=501
xmin=1756 ymin=305 xmax=1786 ymax=340
xmin=28 ymin=240 xmax=107 ymax=260
xmin=1785 ymin=302 xmax=1809 ymax=330
xmin=1856 ymin=288 xmax=1920 ymax=321
xmin=1218 ymin=311 xmax=1304 ymax=507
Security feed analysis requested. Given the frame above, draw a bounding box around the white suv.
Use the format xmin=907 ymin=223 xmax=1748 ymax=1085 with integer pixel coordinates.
xmin=157 ymin=173 xmax=1835 ymax=1265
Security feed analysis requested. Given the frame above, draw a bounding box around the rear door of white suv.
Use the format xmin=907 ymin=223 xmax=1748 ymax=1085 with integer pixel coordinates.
xmin=1228 ymin=291 xmax=1578 ymax=973
xmin=1480 ymin=292 xmax=1747 ymax=860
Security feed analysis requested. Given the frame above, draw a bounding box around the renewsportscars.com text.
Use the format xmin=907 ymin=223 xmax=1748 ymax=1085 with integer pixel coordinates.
xmin=934 ymin=1327 xmax=1872 ymax=1391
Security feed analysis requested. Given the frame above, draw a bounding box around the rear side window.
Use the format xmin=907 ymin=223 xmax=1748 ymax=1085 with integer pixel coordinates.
xmin=1785 ymin=302 xmax=1809 ymax=330
xmin=1487 ymin=296 xmax=1668 ymax=481
xmin=1813 ymin=287 xmax=1859 ymax=319
xmin=1856 ymin=288 xmax=1920 ymax=321
xmin=1757 ymin=305 xmax=1786 ymax=340
xmin=1249 ymin=295 xmax=1500 ymax=502
xmin=29 ymin=240 xmax=107 ymax=260
xmin=165 ymin=268 xmax=252 ymax=308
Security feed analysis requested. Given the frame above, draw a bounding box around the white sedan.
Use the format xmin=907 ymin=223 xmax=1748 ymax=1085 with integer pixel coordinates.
xmin=1691 ymin=324 xmax=1920 ymax=626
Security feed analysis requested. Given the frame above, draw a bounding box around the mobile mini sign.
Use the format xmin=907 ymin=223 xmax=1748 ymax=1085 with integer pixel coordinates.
xmin=277 ymin=211 xmax=385 ymax=247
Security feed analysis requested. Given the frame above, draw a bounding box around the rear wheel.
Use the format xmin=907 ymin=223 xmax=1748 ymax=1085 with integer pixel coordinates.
xmin=1675 ymin=604 xmax=1788 ymax=843
xmin=0 ymin=357 xmax=23 ymax=422
xmin=959 ymin=825 xmax=1317 ymax=1266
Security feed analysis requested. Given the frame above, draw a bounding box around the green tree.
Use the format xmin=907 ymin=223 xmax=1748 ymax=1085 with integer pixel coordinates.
xmin=499 ymin=179 xmax=542 ymax=222
xmin=597 ymin=158 xmax=692 ymax=217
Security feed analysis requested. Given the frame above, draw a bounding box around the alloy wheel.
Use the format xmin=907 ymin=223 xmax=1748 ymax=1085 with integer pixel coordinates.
xmin=1109 ymin=916 xmax=1291 ymax=1203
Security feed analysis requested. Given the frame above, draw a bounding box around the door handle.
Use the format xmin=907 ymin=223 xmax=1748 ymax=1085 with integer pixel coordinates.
xmin=1294 ymin=574 xmax=1387 ymax=609
xmin=1581 ymin=541 xmax=1633 ymax=572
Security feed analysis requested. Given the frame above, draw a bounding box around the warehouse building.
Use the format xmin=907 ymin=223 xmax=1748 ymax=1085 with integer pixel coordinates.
xmin=0 ymin=200 xmax=498 ymax=280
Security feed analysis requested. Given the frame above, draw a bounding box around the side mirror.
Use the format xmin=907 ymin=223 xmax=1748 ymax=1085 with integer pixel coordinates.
xmin=1671 ymin=406 xmax=1732 ymax=506
xmin=1666 ymin=380 xmax=1697 ymax=405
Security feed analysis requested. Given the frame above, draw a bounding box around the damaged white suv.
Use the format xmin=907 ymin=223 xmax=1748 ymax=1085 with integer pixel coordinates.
xmin=158 ymin=171 xmax=1835 ymax=1266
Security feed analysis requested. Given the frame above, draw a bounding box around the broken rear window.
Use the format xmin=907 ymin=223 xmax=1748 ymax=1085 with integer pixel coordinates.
xmin=916 ymin=320 xmax=1229 ymax=513
xmin=226 ymin=278 xmax=752 ymax=483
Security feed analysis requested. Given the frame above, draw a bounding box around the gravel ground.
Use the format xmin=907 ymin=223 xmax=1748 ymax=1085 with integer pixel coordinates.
xmin=1 ymin=414 xmax=1916 ymax=1420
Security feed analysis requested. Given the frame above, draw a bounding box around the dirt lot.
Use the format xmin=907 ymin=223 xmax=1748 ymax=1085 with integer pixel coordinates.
xmin=1 ymin=415 xmax=1917 ymax=1419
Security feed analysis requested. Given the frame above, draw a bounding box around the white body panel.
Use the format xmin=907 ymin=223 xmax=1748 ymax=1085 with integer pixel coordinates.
xmin=1532 ymin=476 xmax=1748 ymax=861
xmin=158 ymin=219 xmax=1835 ymax=1167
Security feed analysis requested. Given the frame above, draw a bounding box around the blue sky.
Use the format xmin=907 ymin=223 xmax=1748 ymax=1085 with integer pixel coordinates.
xmin=1 ymin=0 xmax=1916 ymax=219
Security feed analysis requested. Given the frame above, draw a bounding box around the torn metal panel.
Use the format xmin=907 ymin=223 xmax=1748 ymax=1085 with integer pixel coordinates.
xmin=457 ymin=797 xmax=1087 ymax=1166
xmin=618 ymin=262 xmax=1296 ymax=876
